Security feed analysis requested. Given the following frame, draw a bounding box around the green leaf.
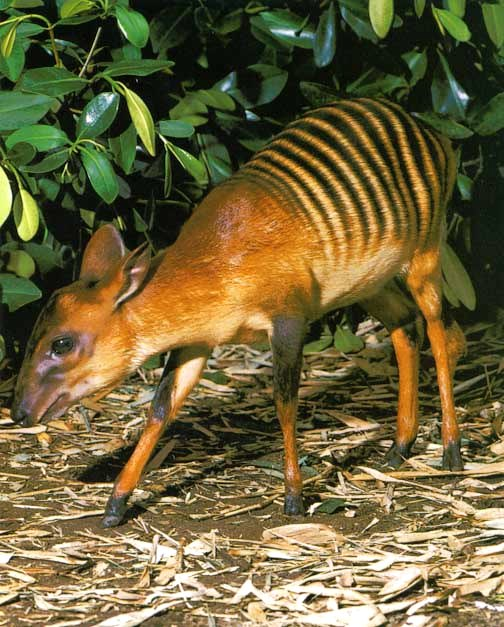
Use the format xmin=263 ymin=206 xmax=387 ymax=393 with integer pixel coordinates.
xmin=60 ymin=0 xmax=95 ymax=18
xmin=314 ymin=2 xmax=337 ymax=68
xmin=168 ymin=143 xmax=208 ymax=186
xmin=39 ymin=177 xmax=60 ymax=201
xmin=441 ymin=242 xmax=476 ymax=311
xmin=402 ymin=49 xmax=427 ymax=87
xmin=132 ymin=207 xmax=148 ymax=233
xmin=432 ymin=7 xmax=471 ymax=42
xmin=0 ymin=36 xmax=25 ymax=81
xmin=57 ymin=14 xmax=97 ymax=25
xmin=23 ymin=242 xmax=63 ymax=274
xmin=471 ymin=92 xmax=504 ymax=136
xmin=316 ymin=498 xmax=346 ymax=514
xmin=0 ymin=273 xmax=41 ymax=312
xmin=158 ymin=120 xmax=195 ymax=138
xmin=214 ymin=9 xmax=243 ymax=35
xmin=13 ymin=188 xmax=39 ymax=241
xmin=445 ymin=0 xmax=466 ymax=18
xmin=303 ymin=334 xmax=333 ymax=354
xmin=299 ymin=81 xmax=340 ymax=107
xmin=102 ymin=58 xmax=174 ymax=77
xmin=347 ymin=68 xmax=407 ymax=97
xmin=431 ymin=51 xmax=469 ymax=120
xmin=457 ymin=173 xmax=472 ymax=201
xmin=199 ymin=133 xmax=232 ymax=185
xmin=0 ymin=93 xmax=55 ymax=130
xmin=13 ymin=21 xmax=44 ymax=37
xmin=10 ymin=1 xmax=44 ymax=7
xmin=20 ymin=149 xmax=69 ymax=174
xmin=369 ymin=0 xmax=394 ymax=39
xmin=482 ymin=3 xmax=504 ymax=48
xmin=196 ymin=89 xmax=235 ymax=111
xmin=340 ymin=6 xmax=378 ymax=42
xmin=122 ymin=86 xmax=155 ymax=156
xmin=163 ymin=149 xmax=172 ymax=198
xmin=109 ymin=124 xmax=136 ymax=175
xmin=17 ymin=67 xmax=88 ymax=97
xmin=334 ymin=326 xmax=364 ymax=353
xmin=170 ymin=93 xmax=208 ymax=122
xmin=415 ymin=112 xmax=473 ymax=139
xmin=0 ymin=165 xmax=12 ymax=228
xmin=414 ymin=0 xmax=426 ymax=17
xmin=115 ymin=5 xmax=149 ymax=48
xmin=251 ymin=10 xmax=315 ymax=49
xmin=6 ymin=249 xmax=35 ymax=278
xmin=217 ymin=64 xmax=288 ymax=108
xmin=1 ymin=22 xmax=17 ymax=58
xmin=76 ymin=92 xmax=119 ymax=139
xmin=149 ymin=4 xmax=192 ymax=52
xmin=7 ymin=142 xmax=36 ymax=167
xmin=442 ymin=276 xmax=459 ymax=308
xmin=81 ymin=147 xmax=119 ymax=204
xmin=338 ymin=0 xmax=370 ymax=18
xmin=6 ymin=125 xmax=69 ymax=151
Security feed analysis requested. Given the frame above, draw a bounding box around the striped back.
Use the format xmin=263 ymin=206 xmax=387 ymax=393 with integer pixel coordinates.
xmin=234 ymin=98 xmax=455 ymax=258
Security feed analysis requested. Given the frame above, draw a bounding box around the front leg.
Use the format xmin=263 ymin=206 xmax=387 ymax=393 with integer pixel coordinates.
xmin=102 ymin=345 xmax=211 ymax=527
xmin=271 ymin=316 xmax=306 ymax=516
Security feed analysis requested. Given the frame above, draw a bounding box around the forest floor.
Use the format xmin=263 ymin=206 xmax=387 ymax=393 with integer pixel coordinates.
xmin=0 ymin=315 xmax=503 ymax=627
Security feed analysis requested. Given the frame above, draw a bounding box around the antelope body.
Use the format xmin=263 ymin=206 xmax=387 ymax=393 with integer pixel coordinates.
xmin=11 ymin=98 xmax=465 ymax=527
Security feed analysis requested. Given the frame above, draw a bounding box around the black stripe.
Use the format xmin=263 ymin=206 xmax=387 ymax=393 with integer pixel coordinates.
xmin=361 ymin=99 xmax=420 ymax=237
xmin=244 ymin=159 xmax=321 ymax=234
xmin=269 ymin=134 xmax=350 ymax=239
xmin=273 ymin=129 xmax=355 ymax=237
xmin=375 ymin=100 xmax=431 ymax=241
xmin=281 ymin=120 xmax=373 ymax=239
xmin=436 ymin=134 xmax=451 ymax=205
xmin=422 ymin=127 xmax=446 ymax=201
xmin=354 ymin=99 xmax=413 ymax=233
xmin=234 ymin=168 xmax=310 ymax=225
xmin=316 ymin=105 xmax=396 ymax=238
xmin=251 ymin=147 xmax=334 ymax=243
xmin=269 ymin=140 xmax=339 ymax=239
xmin=421 ymin=127 xmax=446 ymax=240
xmin=338 ymin=100 xmax=408 ymax=239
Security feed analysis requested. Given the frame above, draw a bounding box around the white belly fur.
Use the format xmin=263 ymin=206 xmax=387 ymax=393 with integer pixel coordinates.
xmin=317 ymin=245 xmax=407 ymax=313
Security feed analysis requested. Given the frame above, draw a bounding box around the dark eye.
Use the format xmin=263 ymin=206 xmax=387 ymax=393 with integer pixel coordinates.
xmin=51 ymin=336 xmax=74 ymax=356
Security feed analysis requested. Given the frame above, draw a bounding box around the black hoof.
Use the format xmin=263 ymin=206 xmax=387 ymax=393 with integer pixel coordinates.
xmin=101 ymin=493 xmax=130 ymax=528
xmin=385 ymin=441 xmax=413 ymax=469
xmin=284 ymin=493 xmax=305 ymax=516
xmin=442 ymin=441 xmax=463 ymax=471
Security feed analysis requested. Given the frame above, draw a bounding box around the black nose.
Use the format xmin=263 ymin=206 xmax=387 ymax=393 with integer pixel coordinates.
xmin=10 ymin=401 xmax=33 ymax=427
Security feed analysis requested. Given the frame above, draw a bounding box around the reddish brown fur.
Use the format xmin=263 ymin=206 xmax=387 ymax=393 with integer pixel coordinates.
xmin=11 ymin=99 xmax=465 ymax=526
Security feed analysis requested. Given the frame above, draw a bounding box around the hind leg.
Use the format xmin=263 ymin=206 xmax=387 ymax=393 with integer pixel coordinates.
xmin=406 ymin=250 xmax=464 ymax=470
xmin=360 ymin=281 xmax=424 ymax=467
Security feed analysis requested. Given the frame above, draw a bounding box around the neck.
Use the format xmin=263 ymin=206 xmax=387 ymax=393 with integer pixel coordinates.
xmin=122 ymin=245 xmax=226 ymax=365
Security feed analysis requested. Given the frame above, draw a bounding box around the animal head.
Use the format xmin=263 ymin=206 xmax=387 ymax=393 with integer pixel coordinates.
xmin=11 ymin=225 xmax=151 ymax=426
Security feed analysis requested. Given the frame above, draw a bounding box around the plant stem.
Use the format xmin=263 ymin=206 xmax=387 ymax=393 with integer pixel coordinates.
xmin=79 ymin=26 xmax=102 ymax=78
xmin=47 ymin=22 xmax=61 ymax=67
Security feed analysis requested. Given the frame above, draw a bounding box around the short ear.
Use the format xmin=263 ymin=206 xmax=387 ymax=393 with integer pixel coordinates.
xmin=80 ymin=224 xmax=126 ymax=282
xmin=114 ymin=242 xmax=151 ymax=308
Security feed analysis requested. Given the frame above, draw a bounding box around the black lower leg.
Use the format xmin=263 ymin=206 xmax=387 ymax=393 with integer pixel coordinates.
xmin=101 ymin=353 xmax=179 ymax=528
xmin=443 ymin=442 xmax=463 ymax=471
xmin=271 ymin=316 xmax=306 ymax=516
xmin=385 ymin=441 xmax=415 ymax=468
xmin=102 ymin=492 xmax=132 ymax=528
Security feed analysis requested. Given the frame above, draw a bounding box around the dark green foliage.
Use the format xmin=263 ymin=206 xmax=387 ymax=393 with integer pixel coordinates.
xmin=0 ymin=0 xmax=502 ymax=363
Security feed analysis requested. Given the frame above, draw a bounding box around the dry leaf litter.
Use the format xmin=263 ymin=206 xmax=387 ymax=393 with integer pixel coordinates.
xmin=0 ymin=317 xmax=503 ymax=626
